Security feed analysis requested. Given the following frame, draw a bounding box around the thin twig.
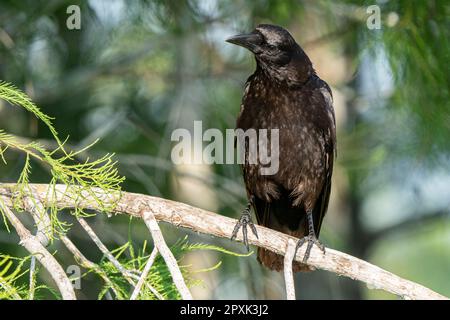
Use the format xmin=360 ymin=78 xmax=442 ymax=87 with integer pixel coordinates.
xmin=75 ymin=216 xmax=162 ymax=299
xmin=0 ymin=196 xmax=76 ymax=300
xmin=28 ymin=256 xmax=36 ymax=300
xmin=60 ymin=235 xmax=120 ymax=299
xmin=141 ymin=209 xmax=193 ymax=300
xmin=0 ymin=184 xmax=447 ymax=300
xmin=130 ymin=247 xmax=163 ymax=300
xmin=76 ymin=217 xmax=136 ymax=284
xmin=24 ymin=195 xmax=51 ymax=300
xmin=283 ymin=239 xmax=296 ymax=300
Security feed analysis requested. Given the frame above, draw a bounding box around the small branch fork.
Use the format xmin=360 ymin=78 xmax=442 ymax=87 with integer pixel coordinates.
xmin=0 ymin=184 xmax=447 ymax=300
xmin=0 ymin=196 xmax=76 ymax=300
xmin=76 ymin=216 xmax=164 ymax=300
xmin=141 ymin=208 xmax=193 ymax=300
xmin=130 ymin=247 xmax=159 ymax=300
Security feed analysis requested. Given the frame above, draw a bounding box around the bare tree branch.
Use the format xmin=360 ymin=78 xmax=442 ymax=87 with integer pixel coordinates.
xmin=283 ymin=239 xmax=296 ymax=300
xmin=0 ymin=195 xmax=76 ymax=300
xmin=141 ymin=209 xmax=193 ymax=300
xmin=76 ymin=217 xmax=137 ymax=285
xmin=24 ymin=196 xmax=51 ymax=300
xmin=60 ymin=235 xmax=119 ymax=299
xmin=75 ymin=216 xmax=163 ymax=299
xmin=28 ymin=255 xmax=36 ymax=300
xmin=0 ymin=183 xmax=447 ymax=300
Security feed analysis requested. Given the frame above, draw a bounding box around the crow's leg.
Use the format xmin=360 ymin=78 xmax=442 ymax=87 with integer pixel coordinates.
xmin=294 ymin=210 xmax=325 ymax=263
xmin=231 ymin=196 xmax=258 ymax=251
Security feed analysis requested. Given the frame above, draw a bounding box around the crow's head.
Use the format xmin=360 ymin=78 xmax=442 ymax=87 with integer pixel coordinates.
xmin=226 ymin=24 xmax=313 ymax=85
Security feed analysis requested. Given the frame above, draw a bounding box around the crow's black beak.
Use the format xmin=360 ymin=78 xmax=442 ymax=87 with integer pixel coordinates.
xmin=226 ymin=32 xmax=263 ymax=52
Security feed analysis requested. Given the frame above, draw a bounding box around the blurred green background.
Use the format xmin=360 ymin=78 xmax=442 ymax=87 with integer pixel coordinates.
xmin=0 ymin=0 xmax=449 ymax=299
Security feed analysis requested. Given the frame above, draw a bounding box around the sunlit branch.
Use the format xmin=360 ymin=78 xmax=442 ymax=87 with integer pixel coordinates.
xmin=0 ymin=183 xmax=447 ymax=300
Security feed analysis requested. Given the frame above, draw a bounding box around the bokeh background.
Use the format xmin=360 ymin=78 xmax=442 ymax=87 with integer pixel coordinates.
xmin=0 ymin=0 xmax=449 ymax=299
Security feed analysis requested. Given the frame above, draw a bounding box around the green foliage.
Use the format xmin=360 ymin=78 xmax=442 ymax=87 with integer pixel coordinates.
xmin=0 ymin=80 xmax=125 ymax=237
xmin=0 ymin=80 xmax=247 ymax=300
xmin=0 ymin=80 xmax=130 ymax=299
xmin=0 ymin=254 xmax=29 ymax=300
xmin=0 ymin=254 xmax=60 ymax=300
xmin=0 ymin=81 xmax=64 ymax=149
xmin=343 ymin=0 xmax=450 ymax=164
xmin=85 ymin=236 xmax=251 ymax=300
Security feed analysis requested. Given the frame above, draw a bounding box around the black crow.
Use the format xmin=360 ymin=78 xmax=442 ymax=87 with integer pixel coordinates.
xmin=227 ymin=24 xmax=336 ymax=272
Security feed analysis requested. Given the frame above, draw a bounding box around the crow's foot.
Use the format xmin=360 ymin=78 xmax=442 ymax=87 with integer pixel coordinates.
xmin=231 ymin=200 xmax=258 ymax=251
xmin=294 ymin=234 xmax=325 ymax=263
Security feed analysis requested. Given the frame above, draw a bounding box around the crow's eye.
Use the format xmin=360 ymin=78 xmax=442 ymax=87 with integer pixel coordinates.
xmin=267 ymin=44 xmax=277 ymax=50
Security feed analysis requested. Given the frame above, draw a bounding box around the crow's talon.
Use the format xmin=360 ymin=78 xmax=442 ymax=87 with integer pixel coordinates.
xmin=294 ymin=235 xmax=325 ymax=263
xmin=231 ymin=212 xmax=258 ymax=251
